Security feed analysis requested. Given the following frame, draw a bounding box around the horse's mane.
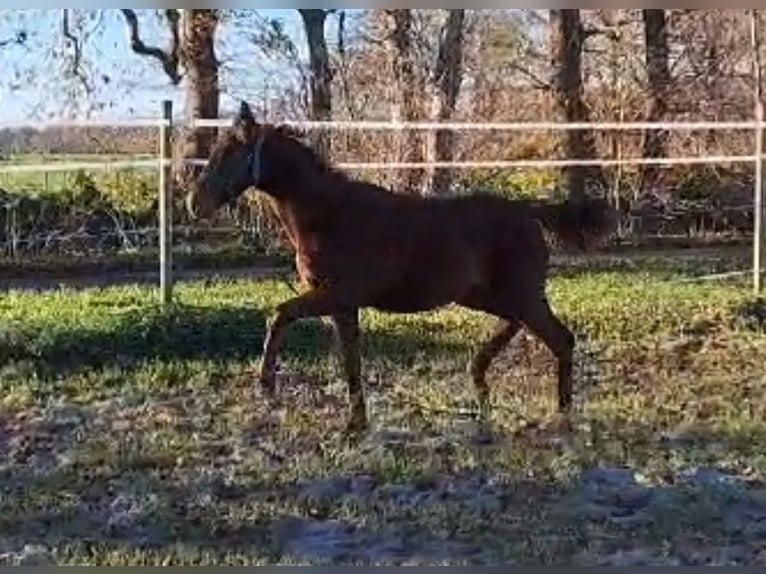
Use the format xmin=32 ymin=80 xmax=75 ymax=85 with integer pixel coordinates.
xmin=271 ymin=125 xmax=429 ymax=204
xmin=272 ymin=128 xmax=403 ymax=207
xmin=274 ymin=128 xmax=348 ymax=181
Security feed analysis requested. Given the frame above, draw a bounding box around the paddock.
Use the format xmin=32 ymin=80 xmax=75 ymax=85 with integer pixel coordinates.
xmin=0 ymin=112 xmax=765 ymax=565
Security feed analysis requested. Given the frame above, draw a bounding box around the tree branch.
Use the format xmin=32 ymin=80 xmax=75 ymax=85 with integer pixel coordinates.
xmin=62 ymin=9 xmax=91 ymax=93
xmin=165 ymin=9 xmax=181 ymax=73
xmin=334 ymin=10 xmax=360 ymax=119
xmin=120 ymin=8 xmax=181 ymax=84
xmin=337 ymin=10 xmax=346 ymax=57
xmin=509 ymin=61 xmax=552 ymax=92
xmin=0 ymin=30 xmax=26 ymax=48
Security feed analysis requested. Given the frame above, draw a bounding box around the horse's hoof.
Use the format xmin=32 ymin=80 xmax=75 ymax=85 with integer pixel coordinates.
xmin=258 ymin=374 xmax=277 ymax=400
xmin=473 ymin=424 xmax=496 ymax=446
xmin=342 ymin=416 xmax=369 ymax=442
xmin=558 ymin=393 xmax=573 ymax=414
xmin=546 ymin=412 xmax=574 ymax=434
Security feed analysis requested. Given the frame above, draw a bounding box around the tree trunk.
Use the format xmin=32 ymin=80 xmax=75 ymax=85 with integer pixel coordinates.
xmin=549 ymin=9 xmax=605 ymax=200
xmin=387 ymin=9 xmax=427 ymax=195
xmin=640 ymin=9 xmax=671 ymax=194
xmin=428 ymin=9 xmax=466 ymax=195
xmin=702 ymin=12 xmax=720 ymax=152
xmin=120 ymin=9 xmax=220 ymax=189
xmin=179 ymin=9 xmax=219 ymax=173
xmin=299 ymin=9 xmax=333 ymax=158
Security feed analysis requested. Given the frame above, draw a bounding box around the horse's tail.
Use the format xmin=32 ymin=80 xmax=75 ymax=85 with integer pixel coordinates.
xmin=530 ymin=196 xmax=617 ymax=250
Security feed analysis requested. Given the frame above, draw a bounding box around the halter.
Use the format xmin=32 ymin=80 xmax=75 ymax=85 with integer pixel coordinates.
xmin=248 ymin=132 xmax=267 ymax=188
xmin=215 ymin=131 xmax=267 ymax=208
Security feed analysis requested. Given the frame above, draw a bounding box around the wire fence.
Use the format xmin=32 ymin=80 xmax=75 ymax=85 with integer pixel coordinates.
xmin=0 ymin=109 xmax=764 ymax=298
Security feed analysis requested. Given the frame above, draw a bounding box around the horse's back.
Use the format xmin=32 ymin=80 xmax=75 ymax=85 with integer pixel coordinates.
xmin=317 ymin=185 xmax=551 ymax=311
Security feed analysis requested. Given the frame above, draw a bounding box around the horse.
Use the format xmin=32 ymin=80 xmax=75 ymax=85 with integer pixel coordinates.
xmin=185 ymin=101 xmax=617 ymax=436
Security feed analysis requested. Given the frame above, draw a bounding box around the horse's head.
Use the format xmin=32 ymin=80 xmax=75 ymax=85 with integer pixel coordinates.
xmin=185 ymin=100 xmax=313 ymax=221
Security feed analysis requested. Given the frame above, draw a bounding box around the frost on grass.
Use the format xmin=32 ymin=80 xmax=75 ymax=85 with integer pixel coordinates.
xmin=1 ymin=273 xmax=766 ymax=564
xmin=559 ymin=465 xmax=766 ymax=565
xmin=5 ymin=396 xmax=766 ymax=565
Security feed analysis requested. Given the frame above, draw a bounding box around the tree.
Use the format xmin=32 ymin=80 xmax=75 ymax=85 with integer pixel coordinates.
xmin=245 ymin=9 xmax=340 ymax=155
xmin=428 ymin=9 xmax=466 ymax=195
xmin=120 ymin=9 xmax=220 ymax=183
xmin=385 ymin=9 xmax=428 ymax=194
xmin=640 ymin=9 xmax=671 ymax=193
xmin=549 ymin=9 xmax=605 ymax=200
xmin=0 ymin=10 xmax=111 ymax=117
xmin=298 ymin=9 xmax=334 ymax=157
xmin=0 ymin=29 xmax=25 ymax=48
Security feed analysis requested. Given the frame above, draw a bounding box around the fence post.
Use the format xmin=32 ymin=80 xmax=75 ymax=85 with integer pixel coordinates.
xmin=159 ymin=100 xmax=173 ymax=306
xmin=753 ymin=11 xmax=765 ymax=296
xmin=756 ymin=106 xmax=764 ymax=297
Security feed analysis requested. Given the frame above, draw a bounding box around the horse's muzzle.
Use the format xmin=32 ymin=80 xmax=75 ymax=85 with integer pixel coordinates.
xmin=185 ymin=184 xmax=218 ymax=222
xmin=185 ymin=190 xmax=202 ymax=221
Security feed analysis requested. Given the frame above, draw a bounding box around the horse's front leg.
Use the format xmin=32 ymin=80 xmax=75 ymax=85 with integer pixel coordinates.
xmin=259 ymin=288 xmax=344 ymax=397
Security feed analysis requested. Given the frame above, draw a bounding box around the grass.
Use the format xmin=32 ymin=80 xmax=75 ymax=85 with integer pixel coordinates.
xmin=1 ymin=261 xmax=766 ymax=564
xmin=0 ymin=153 xmax=154 ymax=196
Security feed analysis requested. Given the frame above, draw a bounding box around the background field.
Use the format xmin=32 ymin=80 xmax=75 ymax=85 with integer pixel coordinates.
xmin=1 ymin=254 xmax=765 ymax=565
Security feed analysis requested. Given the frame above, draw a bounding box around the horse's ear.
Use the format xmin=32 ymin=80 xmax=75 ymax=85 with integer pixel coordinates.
xmin=235 ymin=100 xmax=256 ymax=128
xmin=238 ymin=101 xmax=254 ymax=122
xmin=234 ymin=100 xmax=258 ymax=140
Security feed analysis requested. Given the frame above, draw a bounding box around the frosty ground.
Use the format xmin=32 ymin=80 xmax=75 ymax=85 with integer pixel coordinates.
xmin=1 ymin=252 xmax=766 ymax=565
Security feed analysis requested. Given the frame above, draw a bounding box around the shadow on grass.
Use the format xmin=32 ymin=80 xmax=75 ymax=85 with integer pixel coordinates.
xmin=0 ymin=303 xmax=473 ymax=378
xmin=2 ymin=421 xmax=766 ymax=565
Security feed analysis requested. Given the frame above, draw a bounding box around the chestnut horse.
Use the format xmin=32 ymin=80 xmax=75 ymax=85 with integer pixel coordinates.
xmin=185 ymin=101 xmax=616 ymax=435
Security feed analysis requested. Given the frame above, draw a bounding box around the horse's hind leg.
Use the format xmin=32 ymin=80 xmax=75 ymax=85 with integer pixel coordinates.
xmin=518 ymin=296 xmax=575 ymax=413
xmin=470 ymin=319 xmax=522 ymax=419
xmin=331 ymin=311 xmax=367 ymax=435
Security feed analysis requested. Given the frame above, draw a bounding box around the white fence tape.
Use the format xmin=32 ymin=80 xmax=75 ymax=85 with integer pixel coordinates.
xmin=0 ymin=159 xmax=165 ymax=174
xmin=183 ymin=155 xmax=757 ymax=170
xmin=0 ymin=118 xmax=762 ymax=175
xmin=1 ymin=117 xmax=760 ymax=131
xmin=192 ymin=118 xmax=766 ymax=131
xmin=0 ymin=155 xmax=757 ymax=175
xmin=0 ymin=119 xmax=171 ymax=130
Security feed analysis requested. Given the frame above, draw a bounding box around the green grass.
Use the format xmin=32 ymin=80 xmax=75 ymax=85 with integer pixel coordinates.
xmin=0 ymin=267 xmax=766 ymax=565
xmin=0 ymin=153 xmax=153 ymax=192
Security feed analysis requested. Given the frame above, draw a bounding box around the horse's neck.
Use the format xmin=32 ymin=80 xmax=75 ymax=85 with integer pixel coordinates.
xmin=267 ymin=173 xmax=342 ymax=247
xmin=271 ymin=161 xmax=341 ymax=197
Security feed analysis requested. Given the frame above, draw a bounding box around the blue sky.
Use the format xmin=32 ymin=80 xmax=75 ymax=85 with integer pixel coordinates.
xmin=0 ymin=9 xmax=332 ymax=124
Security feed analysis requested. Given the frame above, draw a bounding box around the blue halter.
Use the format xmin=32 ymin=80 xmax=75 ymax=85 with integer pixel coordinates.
xmin=249 ymin=133 xmax=266 ymax=187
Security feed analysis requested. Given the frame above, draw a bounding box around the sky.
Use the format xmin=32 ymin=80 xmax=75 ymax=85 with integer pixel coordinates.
xmin=0 ymin=9 xmax=328 ymax=125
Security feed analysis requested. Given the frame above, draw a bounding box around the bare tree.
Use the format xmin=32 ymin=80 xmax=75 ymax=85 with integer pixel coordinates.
xmin=298 ymin=9 xmax=334 ymax=157
xmin=549 ymin=9 xmax=605 ymax=200
xmin=180 ymin=10 xmax=219 ymax=165
xmin=386 ymin=9 xmax=427 ymax=194
xmin=120 ymin=9 xmax=219 ymax=183
xmin=640 ymin=9 xmax=671 ymax=194
xmin=428 ymin=9 xmax=466 ymax=195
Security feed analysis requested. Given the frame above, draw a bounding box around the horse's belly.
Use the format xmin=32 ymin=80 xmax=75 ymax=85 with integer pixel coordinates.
xmin=370 ymin=266 xmax=478 ymax=313
xmin=370 ymin=289 xmax=453 ymax=313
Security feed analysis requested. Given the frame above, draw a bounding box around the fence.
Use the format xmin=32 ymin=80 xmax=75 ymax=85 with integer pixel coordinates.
xmin=1 ymin=100 xmax=765 ymax=303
